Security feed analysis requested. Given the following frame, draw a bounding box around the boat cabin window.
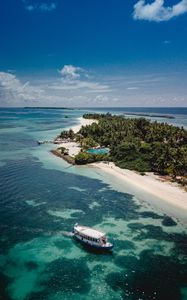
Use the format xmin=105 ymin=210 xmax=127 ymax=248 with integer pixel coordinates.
xmin=79 ymin=233 xmax=99 ymax=243
xmin=101 ymin=237 xmax=106 ymax=244
xmin=83 ymin=236 xmax=96 ymax=242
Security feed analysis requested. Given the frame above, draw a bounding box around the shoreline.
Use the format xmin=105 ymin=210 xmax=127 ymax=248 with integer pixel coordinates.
xmin=51 ymin=116 xmax=187 ymax=217
xmin=90 ymin=161 xmax=187 ymax=213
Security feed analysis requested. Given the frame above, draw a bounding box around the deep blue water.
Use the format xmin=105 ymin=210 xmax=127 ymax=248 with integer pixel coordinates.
xmin=0 ymin=107 xmax=187 ymax=300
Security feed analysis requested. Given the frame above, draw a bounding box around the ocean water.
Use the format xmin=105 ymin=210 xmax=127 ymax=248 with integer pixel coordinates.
xmin=0 ymin=107 xmax=187 ymax=300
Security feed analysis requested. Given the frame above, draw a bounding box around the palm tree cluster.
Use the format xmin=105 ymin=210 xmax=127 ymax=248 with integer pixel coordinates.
xmin=78 ymin=113 xmax=187 ymax=178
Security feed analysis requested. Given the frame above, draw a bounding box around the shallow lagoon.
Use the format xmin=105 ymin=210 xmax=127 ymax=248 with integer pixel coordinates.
xmin=0 ymin=108 xmax=187 ymax=300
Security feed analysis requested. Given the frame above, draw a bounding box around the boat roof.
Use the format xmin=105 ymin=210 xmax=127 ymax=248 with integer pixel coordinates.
xmin=75 ymin=225 xmax=105 ymax=239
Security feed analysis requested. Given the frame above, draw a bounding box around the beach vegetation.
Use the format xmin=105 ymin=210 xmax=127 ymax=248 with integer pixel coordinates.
xmin=80 ymin=137 xmax=98 ymax=149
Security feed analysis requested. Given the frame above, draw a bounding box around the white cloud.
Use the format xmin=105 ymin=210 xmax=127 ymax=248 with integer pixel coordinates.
xmin=23 ymin=1 xmax=57 ymax=12
xmin=1 ymin=69 xmax=186 ymax=107
xmin=0 ymin=67 xmax=111 ymax=106
xmin=127 ymin=86 xmax=139 ymax=90
xmin=0 ymin=72 xmax=44 ymax=104
xmin=133 ymin=0 xmax=187 ymax=22
xmin=56 ymin=65 xmax=111 ymax=92
xmin=58 ymin=65 xmax=84 ymax=80
xmin=50 ymin=80 xmax=110 ymax=92
xmin=94 ymin=95 xmax=109 ymax=104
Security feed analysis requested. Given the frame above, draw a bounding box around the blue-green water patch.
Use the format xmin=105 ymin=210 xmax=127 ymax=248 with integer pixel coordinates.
xmin=86 ymin=148 xmax=109 ymax=155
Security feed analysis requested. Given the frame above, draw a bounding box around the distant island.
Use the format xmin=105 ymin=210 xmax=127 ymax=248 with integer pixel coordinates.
xmin=51 ymin=113 xmax=187 ymax=185
xmin=24 ymin=107 xmax=74 ymax=110
xmin=123 ymin=112 xmax=175 ymax=119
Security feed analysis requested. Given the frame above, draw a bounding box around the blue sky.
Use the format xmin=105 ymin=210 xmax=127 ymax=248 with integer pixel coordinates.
xmin=0 ymin=0 xmax=187 ymax=107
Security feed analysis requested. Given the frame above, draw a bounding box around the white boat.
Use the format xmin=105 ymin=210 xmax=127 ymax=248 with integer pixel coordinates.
xmin=73 ymin=223 xmax=113 ymax=250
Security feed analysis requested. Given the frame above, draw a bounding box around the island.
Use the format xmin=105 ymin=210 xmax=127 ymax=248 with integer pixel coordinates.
xmin=24 ymin=107 xmax=74 ymax=110
xmin=123 ymin=112 xmax=175 ymax=119
xmin=51 ymin=113 xmax=187 ymax=183
xmin=43 ymin=112 xmax=187 ymax=215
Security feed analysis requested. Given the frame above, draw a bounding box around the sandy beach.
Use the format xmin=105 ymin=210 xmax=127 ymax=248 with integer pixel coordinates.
xmin=70 ymin=117 xmax=97 ymax=134
xmin=91 ymin=161 xmax=187 ymax=213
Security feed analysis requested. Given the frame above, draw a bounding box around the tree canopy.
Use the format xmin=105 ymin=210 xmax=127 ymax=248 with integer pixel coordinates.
xmin=77 ymin=113 xmax=187 ymax=178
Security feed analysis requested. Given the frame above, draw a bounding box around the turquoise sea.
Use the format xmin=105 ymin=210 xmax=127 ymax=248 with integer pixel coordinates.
xmin=0 ymin=107 xmax=187 ymax=300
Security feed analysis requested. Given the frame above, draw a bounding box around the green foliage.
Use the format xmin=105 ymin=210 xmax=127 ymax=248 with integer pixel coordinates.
xmin=59 ymin=147 xmax=69 ymax=155
xmin=79 ymin=113 xmax=187 ymax=177
xmin=59 ymin=129 xmax=75 ymax=139
xmin=80 ymin=136 xmax=98 ymax=149
xmin=59 ymin=147 xmax=66 ymax=154
xmin=116 ymin=159 xmax=151 ymax=172
xmin=75 ymin=152 xmax=108 ymax=165
xmin=83 ymin=113 xmax=112 ymax=120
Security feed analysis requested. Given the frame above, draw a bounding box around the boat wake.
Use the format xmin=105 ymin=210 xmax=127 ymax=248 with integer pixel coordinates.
xmin=61 ymin=231 xmax=74 ymax=237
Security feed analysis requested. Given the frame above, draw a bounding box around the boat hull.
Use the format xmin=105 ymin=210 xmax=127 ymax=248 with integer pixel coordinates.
xmin=74 ymin=233 xmax=113 ymax=251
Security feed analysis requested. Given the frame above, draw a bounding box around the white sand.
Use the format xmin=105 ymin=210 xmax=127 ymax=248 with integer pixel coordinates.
xmin=91 ymin=162 xmax=187 ymax=213
xmin=57 ymin=117 xmax=97 ymax=157
xmin=71 ymin=117 xmax=96 ymax=134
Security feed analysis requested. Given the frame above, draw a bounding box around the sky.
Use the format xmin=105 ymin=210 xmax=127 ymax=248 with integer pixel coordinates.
xmin=0 ymin=0 xmax=187 ymax=107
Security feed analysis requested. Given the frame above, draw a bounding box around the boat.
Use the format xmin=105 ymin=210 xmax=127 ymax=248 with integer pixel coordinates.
xmin=73 ymin=223 xmax=113 ymax=250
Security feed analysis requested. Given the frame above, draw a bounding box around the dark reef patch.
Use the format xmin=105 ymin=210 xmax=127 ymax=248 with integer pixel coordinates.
xmin=162 ymin=216 xmax=177 ymax=227
xmin=127 ymin=222 xmax=145 ymax=231
xmin=42 ymin=258 xmax=91 ymax=294
xmin=114 ymin=255 xmax=138 ymax=269
xmin=127 ymin=222 xmax=187 ymax=260
xmin=140 ymin=211 xmax=163 ymax=220
xmin=115 ymin=240 xmax=135 ymax=251
xmin=54 ymin=239 xmax=72 ymax=250
xmin=25 ymin=261 xmax=38 ymax=271
xmin=130 ymin=224 xmax=166 ymax=241
xmin=106 ymin=250 xmax=187 ymax=300
xmin=0 ymin=273 xmax=11 ymax=300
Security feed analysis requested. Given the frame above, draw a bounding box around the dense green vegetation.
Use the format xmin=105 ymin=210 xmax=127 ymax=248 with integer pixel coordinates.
xmin=76 ymin=113 xmax=187 ymax=179
xmin=75 ymin=152 xmax=108 ymax=164
xmin=59 ymin=129 xmax=75 ymax=140
xmin=79 ymin=137 xmax=98 ymax=149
